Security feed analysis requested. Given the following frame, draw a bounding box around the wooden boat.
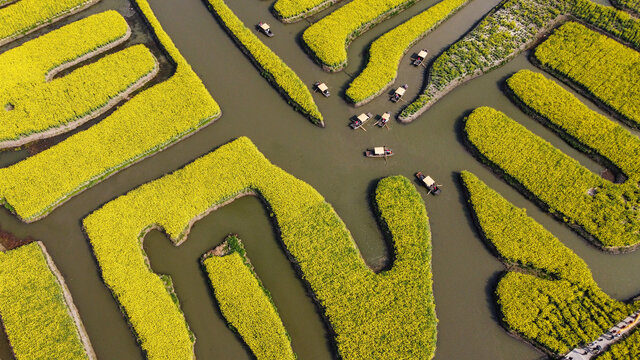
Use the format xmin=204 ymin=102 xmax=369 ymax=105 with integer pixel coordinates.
xmin=391 ymin=84 xmax=408 ymax=102
xmin=350 ymin=112 xmax=372 ymax=129
xmin=365 ymin=146 xmax=393 ymax=158
xmin=314 ymin=82 xmax=330 ymax=97
xmin=257 ymin=22 xmax=274 ymax=37
xmin=377 ymin=112 xmax=391 ymax=127
xmin=413 ymin=50 xmax=428 ymax=66
xmin=416 ymin=171 xmax=441 ymax=195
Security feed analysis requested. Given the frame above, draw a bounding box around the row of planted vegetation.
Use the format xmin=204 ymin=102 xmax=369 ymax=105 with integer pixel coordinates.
xmin=0 ymin=0 xmax=221 ymax=222
xmin=0 ymin=242 xmax=94 ymax=359
xmin=0 ymin=11 xmax=158 ymax=148
xmin=534 ymin=21 xmax=640 ymax=128
xmin=202 ymin=235 xmax=296 ymax=360
xmin=464 ymin=67 xmax=640 ymax=250
xmin=400 ymin=0 xmax=640 ymax=121
xmin=301 ymin=0 xmax=421 ymax=71
xmin=203 ymin=0 xmax=323 ymax=125
xmin=462 ymin=172 xmax=639 ymax=356
xmin=0 ymin=0 xmax=98 ymax=45
xmin=272 ymin=0 xmax=342 ymax=22
xmin=83 ymin=137 xmax=437 ymax=360
xmin=345 ymin=0 xmax=469 ymax=105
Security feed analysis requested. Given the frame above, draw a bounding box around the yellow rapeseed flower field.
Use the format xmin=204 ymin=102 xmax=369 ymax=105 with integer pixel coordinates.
xmin=0 ymin=2 xmax=220 ymax=222
xmin=462 ymin=172 xmax=636 ymax=354
xmin=0 ymin=11 xmax=157 ymax=147
xmin=535 ymin=21 xmax=640 ymax=127
xmin=0 ymin=0 xmax=99 ymax=45
xmin=203 ymin=236 xmax=296 ymax=360
xmin=346 ymin=0 xmax=468 ymax=104
xmin=0 ymin=242 xmax=93 ymax=359
xmin=84 ymin=137 xmax=437 ymax=360
xmin=205 ymin=0 xmax=323 ymax=125
xmin=464 ymin=106 xmax=640 ymax=248
xmin=302 ymin=0 xmax=419 ymax=70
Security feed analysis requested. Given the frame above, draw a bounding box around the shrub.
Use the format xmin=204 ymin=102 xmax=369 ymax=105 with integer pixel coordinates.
xmin=399 ymin=0 xmax=640 ymax=122
xmin=202 ymin=235 xmax=296 ymax=360
xmin=0 ymin=0 xmax=99 ymax=45
xmin=345 ymin=0 xmax=468 ymax=105
xmin=204 ymin=0 xmax=323 ymax=125
xmin=461 ymin=171 xmax=635 ymax=355
xmin=302 ymin=0 xmax=419 ymax=71
xmin=0 ymin=2 xmax=221 ymax=223
xmin=83 ymin=137 xmax=437 ymax=360
xmin=0 ymin=11 xmax=158 ymax=148
xmin=0 ymin=242 xmax=94 ymax=359
xmin=464 ymin=107 xmax=640 ymax=249
xmin=506 ymin=69 xmax=640 ymax=178
xmin=534 ymin=22 xmax=640 ymax=128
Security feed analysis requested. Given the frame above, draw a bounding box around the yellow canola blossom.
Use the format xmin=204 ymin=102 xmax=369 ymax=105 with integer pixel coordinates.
xmin=0 ymin=11 xmax=157 ymax=147
xmin=83 ymin=137 xmax=437 ymax=360
xmin=273 ymin=0 xmax=343 ymax=22
xmin=535 ymin=21 xmax=640 ymax=128
xmin=0 ymin=3 xmax=221 ymax=222
xmin=205 ymin=0 xmax=323 ymax=125
xmin=0 ymin=242 xmax=93 ymax=360
xmin=203 ymin=236 xmax=296 ymax=360
xmin=462 ymin=172 xmax=636 ymax=355
xmin=346 ymin=0 xmax=468 ymax=104
xmin=0 ymin=0 xmax=99 ymax=45
xmin=302 ymin=0 xmax=420 ymax=70
xmin=464 ymin=106 xmax=640 ymax=248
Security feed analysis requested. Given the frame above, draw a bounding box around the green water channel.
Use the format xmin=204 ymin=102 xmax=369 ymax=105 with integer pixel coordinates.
xmin=0 ymin=0 xmax=636 ymax=358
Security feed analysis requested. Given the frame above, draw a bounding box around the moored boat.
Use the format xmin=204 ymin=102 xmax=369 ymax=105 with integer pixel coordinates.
xmin=365 ymin=146 xmax=393 ymax=158
xmin=413 ymin=50 xmax=428 ymax=66
xmin=391 ymin=84 xmax=408 ymax=102
xmin=377 ymin=112 xmax=391 ymax=127
xmin=416 ymin=171 xmax=441 ymax=195
xmin=257 ymin=22 xmax=274 ymax=37
xmin=350 ymin=112 xmax=372 ymax=129
xmin=314 ymin=82 xmax=330 ymax=97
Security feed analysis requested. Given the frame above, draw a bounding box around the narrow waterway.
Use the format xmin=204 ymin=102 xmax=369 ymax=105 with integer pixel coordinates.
xmin=0 ymin=0 xmax=638 ymax=359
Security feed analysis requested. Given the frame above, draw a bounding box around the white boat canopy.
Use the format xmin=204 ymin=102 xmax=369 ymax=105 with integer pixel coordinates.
xmin=395 ymin=87 xmax=406 ymax=96
xmin=417 ymin=50 xmax=428 ymax=58
xmin=260 ymin=23 xmax=270 ymax=31
xmin=357 ymin=113 xmax=369 ymax=122
xmin=381 ymin=112 xmax=390 ymax=120
xmin=374 ymin=147 xmax=385 ymax=155
xmin=318 ymin=83 xmax=329 ymax=92
xmin=422 ymin=176 xmax=436 ymax=187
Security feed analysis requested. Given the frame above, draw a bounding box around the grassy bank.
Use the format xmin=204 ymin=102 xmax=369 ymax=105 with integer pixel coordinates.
xmin=399 ymin=0 xmax=640 ymax=122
